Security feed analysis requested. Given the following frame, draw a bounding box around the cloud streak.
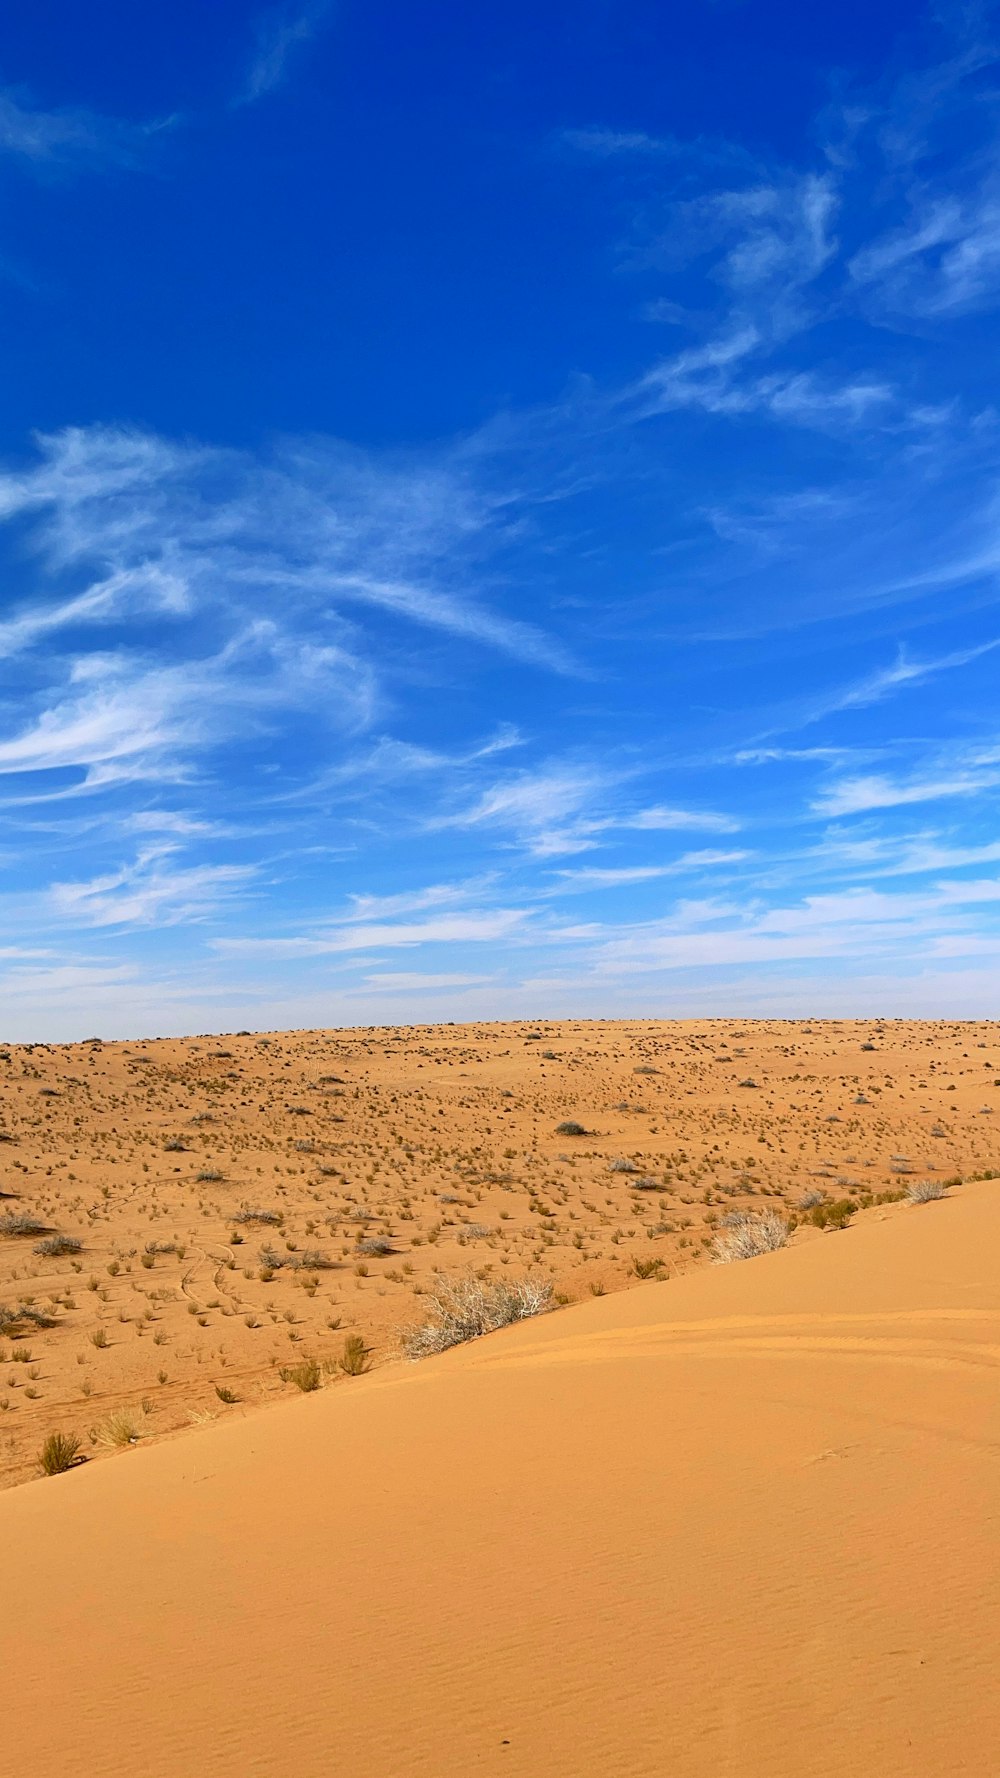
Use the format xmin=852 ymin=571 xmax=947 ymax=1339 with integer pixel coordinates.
xmin=235 ymin=2 xmax=333 ymax=105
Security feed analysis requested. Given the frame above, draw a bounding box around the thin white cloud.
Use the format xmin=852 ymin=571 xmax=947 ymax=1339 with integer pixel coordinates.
xmin=236 ymin=2 xmax=332 ymax=105
xmin=825 ymin=640 xmax=1000 ymax=713
xmin=546 ymin=851 xmax=748 ymax=893
xmin=755 ymin=638 xmax=1000 ymax=739
xmin=333 ymin=880 xmax=493 ymax=923
xmin=0 ymin=629 xmax=375 ymax=787
xmin=0 ymin=88 xmax=175 ymax=174
xmin=360 ymin=971 xmax=493 ymax=990
xmin=49 ymin=850 xmax=256 ymax=928
xmin=812 ymin=768 xmax=1000 ymax=818
xmin=439 ymin=765 xmax=740 ymax=858
xmin=626 ymin=805 xmax=739 ymax=833
xmin=559 ymin=128 xmax=674 ymax=157
xmin=811 ymin=828 xmax=1000 ymax=879
xmin=851 ymin=188 xmax=1000 ymax=320
xmin=213 ymin=907 xmax=533 ymax=957
xmin=0 ymin=425 xmax=572 ymax=673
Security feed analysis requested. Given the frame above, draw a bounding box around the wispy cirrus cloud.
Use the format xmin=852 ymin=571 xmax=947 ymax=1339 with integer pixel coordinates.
xmin=844 ymin=41 xmax=1000 ymax=322
xmin=559 ymin=127 xmax=676 ymax=158
xmin=437 ymin=762 xmax=740 ymax=858
xmin=812 ymin=764 xmax=1000 ymax=818
xmin=0 ymin=87 xmax=176 ymax=175
xmin=48 ymin=847 xmax=257 ymax=928
xmin=0 ymin=425 xmax=572 ymax=674
xmin=235 ymin=2 xmax=333 ymax=106
xmin=545 ymin=850 xmax=748 ymax=893
xmin=850 ymin=190 xmax=1000 ymax=320
xmin=213 ymin=906 xmax=534 ymax=958
xmin=0 ymin=627 xmax=375 ymax=789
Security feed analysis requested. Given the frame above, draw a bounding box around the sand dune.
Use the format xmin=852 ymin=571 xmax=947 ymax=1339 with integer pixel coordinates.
xmin=5 ymin=1175 xmax=998 ymax=1777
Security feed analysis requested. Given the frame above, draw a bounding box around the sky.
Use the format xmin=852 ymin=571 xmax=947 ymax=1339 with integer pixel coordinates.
xmin=3 ymin=0 xmax=1000 ymax=1038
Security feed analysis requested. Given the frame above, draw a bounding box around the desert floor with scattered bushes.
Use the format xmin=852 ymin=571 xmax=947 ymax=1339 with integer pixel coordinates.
xmin=6 ymin=1139 xmax=999 ymax=1776
xmin=1 ymin=1016 xmax=999 ymax=1486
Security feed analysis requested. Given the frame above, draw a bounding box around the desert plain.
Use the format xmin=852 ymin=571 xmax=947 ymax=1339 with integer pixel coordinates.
xmin=1 ymin=1016 xmax=998 ymax=1487
xmin=3 ymin=1016 xmax=1000 ymax=1776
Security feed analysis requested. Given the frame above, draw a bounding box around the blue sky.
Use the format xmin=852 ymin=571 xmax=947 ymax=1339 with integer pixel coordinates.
xmin=3 ymin=0 xmax=1000 ymax=1038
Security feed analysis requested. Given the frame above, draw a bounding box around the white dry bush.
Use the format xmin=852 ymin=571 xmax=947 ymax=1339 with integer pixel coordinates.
xmin=711 ymin=1208 xmax=790 ymax=1264
xmin=906 ymin=1178 xmax=947 ymax=1204
xmin=402 ymin=1273 xmax=553 ymax=1359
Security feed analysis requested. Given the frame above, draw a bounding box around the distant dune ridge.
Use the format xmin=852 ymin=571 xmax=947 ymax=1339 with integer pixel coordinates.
xmin=4 ymin=1170 xmax=999 ymax=1777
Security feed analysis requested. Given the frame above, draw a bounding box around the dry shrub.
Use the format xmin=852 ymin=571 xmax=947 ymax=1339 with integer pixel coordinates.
xmin=402 ymin=1272 xmax=553 ymax=1359
xmin=339 ymin=1333 xmax=370 ymax=1375
xmin=0 ymin=1213 xmax=48 ymax=1238
xmin=907 ymin=1178 xmax=947 ymax=1203
xmin=807 ymin=1197 xmax=856 ymax=1231
xmin=91 ymin=1406 xmax=146 ymax=1449
xmin=711 ymin=1209 xmax=790 ymax=1264
xmin=0 ymin=1302 xmax=55 ymax=1336
xmin=630 ymin=1255 xmax=665 ymax=1278
xmin=38 ymin=1431 xmax=81 ymax=1476
xmin=280 ymin=1357 xmax=321 ymax=1391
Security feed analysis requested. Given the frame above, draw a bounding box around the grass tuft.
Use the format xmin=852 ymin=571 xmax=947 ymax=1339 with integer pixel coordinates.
xmin=38 ymin=1431 xmax=81 ymax=1476
xmin=339 ymin=1332 xmax=371 ymax=1375
xmin=91 ymin=1405 xmax=146 ymax=1448
xmin=280 ymin=1358 xmax=321 ymax=1391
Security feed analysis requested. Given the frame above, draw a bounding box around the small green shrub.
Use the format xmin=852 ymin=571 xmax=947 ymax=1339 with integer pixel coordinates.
xmin=339 ymin=1333 xmax=371 ymax=1375
xmin=38 ymin=1431 xmax=81 ymax=1476
xmin=630 ymin=1255 xmax=665 ymax=1279
xmin=280 ymin=1358 xmax=321 ymax=1392
xmin=808 ymin=1198 xmax=856 ymax=1231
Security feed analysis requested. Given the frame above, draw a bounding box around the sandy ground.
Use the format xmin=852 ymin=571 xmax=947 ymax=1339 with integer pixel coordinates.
xmin=1 ymin=1017 xmax=998 ymax=1488
xmin=4 ymin=1166 xmax=999 ymax=1776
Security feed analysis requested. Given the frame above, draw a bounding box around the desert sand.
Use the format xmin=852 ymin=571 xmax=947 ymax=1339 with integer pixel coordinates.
xmin=4 ymin=1159 xmax=999 ymax=1776
xmin=1 ymin=1018 xmax=999 ymax=1488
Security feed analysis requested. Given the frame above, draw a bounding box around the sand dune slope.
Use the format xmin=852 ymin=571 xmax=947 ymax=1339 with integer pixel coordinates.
xmin=5 ymin=1186 xmax=999 ymax=1777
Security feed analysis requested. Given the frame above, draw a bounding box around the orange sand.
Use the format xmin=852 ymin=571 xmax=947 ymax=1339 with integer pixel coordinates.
xmin=4 ymin=1172 xmax=998 ymax=1776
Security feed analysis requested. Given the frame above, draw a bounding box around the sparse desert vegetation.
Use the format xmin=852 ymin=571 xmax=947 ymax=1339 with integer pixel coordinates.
xmin=0 ymin=1017 xmax=997 ymax=1485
